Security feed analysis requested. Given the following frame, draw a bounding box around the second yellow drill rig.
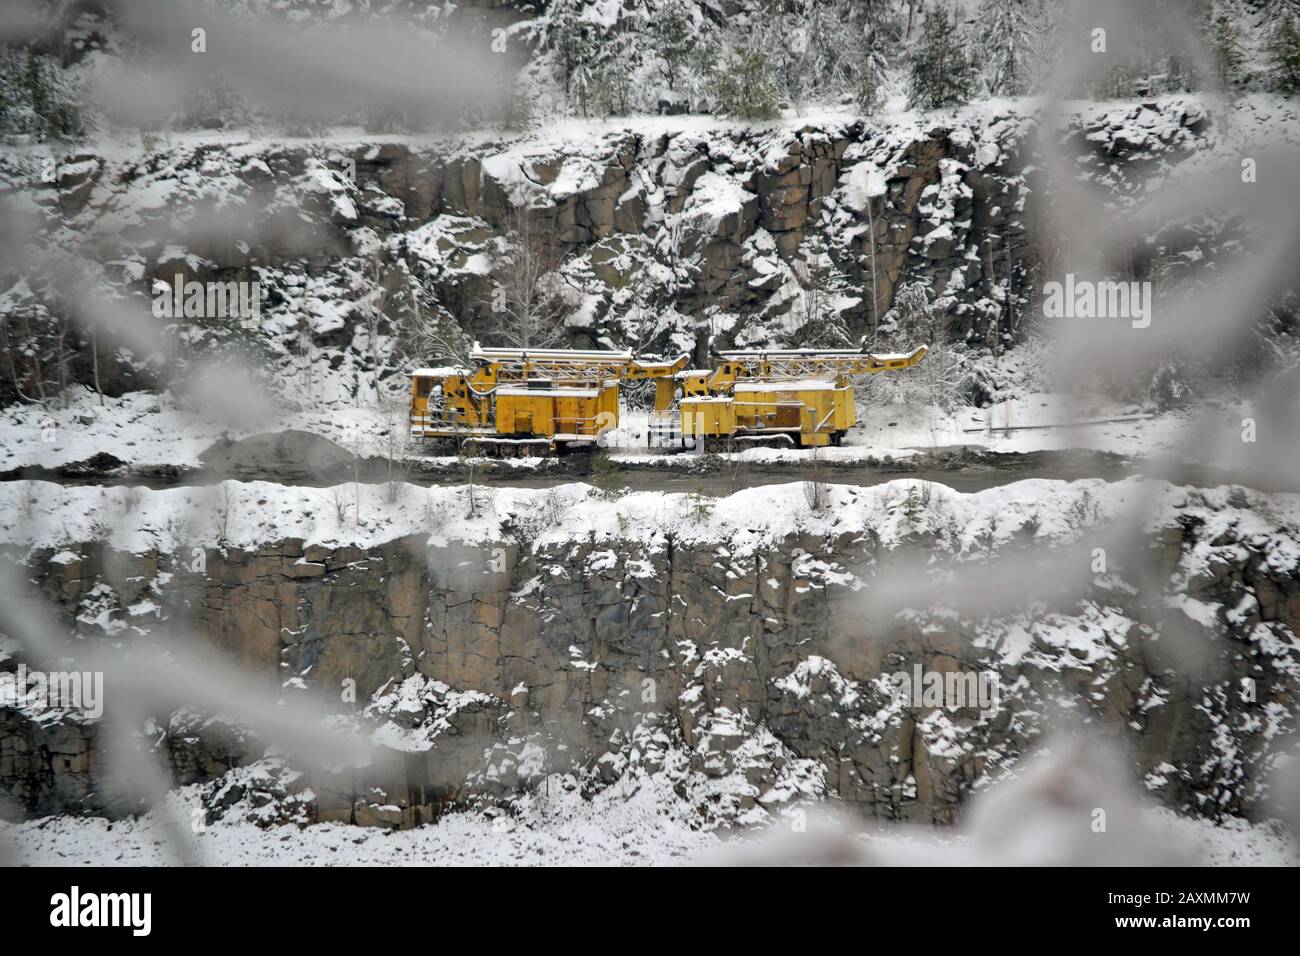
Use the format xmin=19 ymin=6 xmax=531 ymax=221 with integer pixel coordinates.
xmin=671 ymin=345 xmax=928 ymax=450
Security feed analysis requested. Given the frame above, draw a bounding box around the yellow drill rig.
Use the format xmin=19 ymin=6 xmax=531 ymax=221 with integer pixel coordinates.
xmin=409 ymin=345 xmax=689 ymax=455
xmin=667 ymin=345 xmax=928 ymax=450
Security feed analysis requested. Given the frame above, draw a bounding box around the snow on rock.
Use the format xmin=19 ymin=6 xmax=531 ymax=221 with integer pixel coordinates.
xmin=3 ymin=475 xmax=1299 ymax=566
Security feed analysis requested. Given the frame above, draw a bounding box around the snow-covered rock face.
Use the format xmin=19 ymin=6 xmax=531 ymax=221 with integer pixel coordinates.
xmin=2 ymin=477 xmax=1297 ymax=829
xmin=5 ymin=94 xmax=1289 ymax=408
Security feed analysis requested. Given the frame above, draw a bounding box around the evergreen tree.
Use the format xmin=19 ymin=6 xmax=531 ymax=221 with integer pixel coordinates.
xmin=7 ymin=49 xmax=86 ymax=140
xmin=593 ymin=36 xmax=636 ymax=117
xmin=1268 ymin=7 xmax=1300 ymax=94
xmin=502 ymin=74 xmax=538 ymax=131
xmin=855 ymin=67 xmax=884 ymax=114
xmin=1209 ymin=1 xmax=1245 ymax=90
xmin=804 ymin=0 xmax=856 ymax=98
xmin=571 ymin=58 xmax=595 ymax=116
xmin=713 ymin=46 xmax=783 ymax=120
xmin=847 ymin=0 xmax=901 ymax=113
xmin=654 ymin=0 xmax=698 ymax=91
xmin=590 ymin=451 xmax=625 ymax=498
xmin=907 ymin=3 xmax=976 ymax=110
xmin=979 ymin=0 xmax=1035 ymax=97
xmin=547 ymin=0 xmax=597 ymax=100
xmin=24 ymin=50 xmax=49 ymax=122
xmin=0 ymin=47 xmax=21 ymax=130
xmin=683 ymin=21 xmax=720 ymax=111
xmin=1023 ymin=0 xmax=1062 ymax=96
xmin=755 ymin=5 xmax=804 ymax=108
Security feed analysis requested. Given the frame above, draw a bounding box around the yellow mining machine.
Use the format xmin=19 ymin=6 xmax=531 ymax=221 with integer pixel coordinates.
xmin=666 ymin=344 xmax=929 ymax=450
xmin=409 ymin=344 xmax=689 ymax=455
xmin=409 ymin=342 xmax=926 ymax=455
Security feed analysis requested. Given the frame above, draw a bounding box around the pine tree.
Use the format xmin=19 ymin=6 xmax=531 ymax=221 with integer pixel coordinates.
xmin=907 ymin=3 xmax=976 ymax=110
xmin=855 ymin=67 xmax=884 ymax=114
xmin=654 ymin=0 xmax=698 ymax=91
xmin=502 ymin=74 xmax=537 ymax=131
xmin=754 ymin=5 xmax=802 ymax=107
xmin=593 ymin=51 xmax=634 ymax=117
xmin=683 ymin=21 xmax=720 ymax=112
xmin=547 ymin=0 xmax=596 ymax=101
xmin=1023 ymin=0 xmax=1062 ymax=95
xmin=848 ymin=0 xmax=900 ymax=113
xmin=571 ymin=59 xmax=595 ymax=117
xmin=14 ymin=49 xmax=85 ymax=140
xmin=979 ymin=0 xmax=1035 ymax=97
xmin=805 ymin=0 xmax=855 ymax=98
xmin=24 ymin=50 xmax=49 ymax=122
xmin=590 ymin=451 xmax=625 ymax=498
xmin=713 ymin=47 xmax=783 ymax=120
xmin=1209 ymin=1 xmax=1245 ymax=90
xmin=1268 ymin=7 xmax=1300 ymax=94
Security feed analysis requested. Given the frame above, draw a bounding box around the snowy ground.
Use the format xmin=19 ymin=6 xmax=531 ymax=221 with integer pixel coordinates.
xmin=6 ymin=474 xmax=1297 ymax=561
xmin=609 ymin=395 xmax=1239 ymax=467
xmin=0 ymin=783 xmax=715 ymax=866
xmin=2 ymin=785 xmax=1291 ymax=867
xmin=0 ymin=387 xmax=411 ymax=472
xmin=0 ymin=383 xmax=1246 ymax=476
